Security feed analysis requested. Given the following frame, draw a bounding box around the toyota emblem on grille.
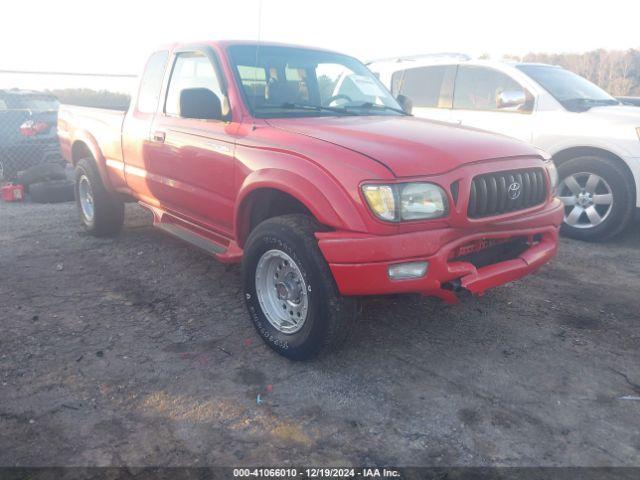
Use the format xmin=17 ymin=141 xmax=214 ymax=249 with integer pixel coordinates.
xmin=508 ymin=182 xmax=522 ymax=200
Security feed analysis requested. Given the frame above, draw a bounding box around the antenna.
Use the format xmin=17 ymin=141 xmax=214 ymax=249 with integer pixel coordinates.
xmin=252 ymin=0 xmax=263 ymax=130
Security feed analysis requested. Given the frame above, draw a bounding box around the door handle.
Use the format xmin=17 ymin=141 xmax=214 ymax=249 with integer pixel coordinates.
xmin=151 ymin=131 xmax=166 ymax=143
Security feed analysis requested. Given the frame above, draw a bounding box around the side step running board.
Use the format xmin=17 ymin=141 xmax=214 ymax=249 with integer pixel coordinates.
xmin=137 ymin=201 xmax=242 ymax=262
xmin=157 ymin=222 xmax=227 ymax=256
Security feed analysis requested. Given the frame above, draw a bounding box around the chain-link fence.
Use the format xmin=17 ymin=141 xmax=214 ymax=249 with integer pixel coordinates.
xmin=0 ymin=72 xmax=135 ymax=182
xmin=0 ymin=92 xmax=64 ymax=181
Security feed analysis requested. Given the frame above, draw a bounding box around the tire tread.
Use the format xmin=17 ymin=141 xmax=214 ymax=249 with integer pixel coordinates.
xmin=75 ymin=158 xmax=124 ymax=237
xmin=243 ymin=214 xmax=356 ymax=359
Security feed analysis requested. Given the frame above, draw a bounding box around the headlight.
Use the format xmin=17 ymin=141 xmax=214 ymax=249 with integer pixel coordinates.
xmin=399 ymin=183 xmax=448 ymax=220
xmin=362 ymin=182 xmax=448 ymax=222
xmin=545 ymin=161 xmax=559 ymax=195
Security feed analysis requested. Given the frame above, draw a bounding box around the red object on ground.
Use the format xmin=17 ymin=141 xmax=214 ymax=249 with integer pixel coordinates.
xmin=1 ymin=183 xmax=25 ymax=202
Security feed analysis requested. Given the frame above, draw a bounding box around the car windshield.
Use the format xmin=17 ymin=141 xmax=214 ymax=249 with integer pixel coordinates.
xmin=517 ymin=65 xmax=619 ymax=112
xmin=228 ymin=45 xmax=405 ymax=118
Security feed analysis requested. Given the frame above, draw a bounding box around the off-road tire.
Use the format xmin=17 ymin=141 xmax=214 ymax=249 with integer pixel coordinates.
xmin=75 ymin=158 xmax=124 ymax=237
xmin=557 ymin=155 xmax=635 ymax=242
xmin=242 ymin=214 xmax=356 ymax=360
xmin=29 ymin=180 xmax=75 ymax=203
xmin=16 ymin=162 xmax=67 ymax=187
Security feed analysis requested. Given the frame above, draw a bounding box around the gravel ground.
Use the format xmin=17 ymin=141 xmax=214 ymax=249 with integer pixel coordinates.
xmin=1 ymin=199 xmax=639 ymax=467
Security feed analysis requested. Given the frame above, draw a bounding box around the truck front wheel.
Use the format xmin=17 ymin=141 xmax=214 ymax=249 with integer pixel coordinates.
xmin=75 ymin=158 xmax=124 ymax=237
xmin=242 ymin=214 xmax=356 ymax=360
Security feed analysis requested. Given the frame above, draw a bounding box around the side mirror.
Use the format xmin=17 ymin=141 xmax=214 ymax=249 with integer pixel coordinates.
xmin=179 ymin=88 xmax=223 ymax=120
xmin=497 ymin=90 xmax=526 ymax=109
xmin=396 ymin=94 xmax=413 ymax=114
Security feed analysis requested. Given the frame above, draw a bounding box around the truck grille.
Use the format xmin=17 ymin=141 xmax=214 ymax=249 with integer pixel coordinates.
xmin=468 ymin=168 xmax=547 ymax=218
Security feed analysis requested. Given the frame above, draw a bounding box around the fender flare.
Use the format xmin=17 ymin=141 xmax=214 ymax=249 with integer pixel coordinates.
xmin=70 ymin=131 xmax=114 ymax=192
xmin=234 ymin=168 xmax=366 ymax=246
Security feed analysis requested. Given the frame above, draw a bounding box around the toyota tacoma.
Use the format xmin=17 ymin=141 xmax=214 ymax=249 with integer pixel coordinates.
xmin=58 ymin=41 xmax=563 ymax=359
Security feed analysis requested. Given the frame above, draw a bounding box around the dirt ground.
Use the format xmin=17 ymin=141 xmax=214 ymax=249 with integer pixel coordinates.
xmin=1 ymin=199 xmax=639 ymax=467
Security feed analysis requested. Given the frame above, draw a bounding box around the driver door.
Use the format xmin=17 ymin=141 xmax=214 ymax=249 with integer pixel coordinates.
xmin=145 ymin=49 xmax=238 ymax=235
xmin=451 ymin=65 xmax=534 ymax=143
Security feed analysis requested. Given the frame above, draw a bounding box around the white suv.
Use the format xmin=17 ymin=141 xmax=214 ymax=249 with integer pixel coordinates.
xmin=369 ymin=55 xmax=640 ymax=241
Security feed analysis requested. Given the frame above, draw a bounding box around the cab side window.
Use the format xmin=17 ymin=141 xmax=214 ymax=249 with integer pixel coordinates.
xmin=165 ymin=52 xmax=224 ymax=117
xmin=137 ymin=51 xmax=169 ymax=114
xmin=392 ymin=66 xmax=456 ymax=108
xmin=453 ymin=66 xmax=532 ymax=112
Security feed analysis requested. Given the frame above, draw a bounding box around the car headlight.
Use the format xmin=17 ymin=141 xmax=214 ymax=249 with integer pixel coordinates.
xmin=362 ymin=182 xmax=448 ymax=222
xmin=545 ymin=161 xmax=559 ymax=195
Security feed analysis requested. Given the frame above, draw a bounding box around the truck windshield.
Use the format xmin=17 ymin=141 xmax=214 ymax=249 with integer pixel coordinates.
xmin=517 ymin=65 xmax=619 ymax=112
xmin=228 ymin=45 xmax=405 ymax=118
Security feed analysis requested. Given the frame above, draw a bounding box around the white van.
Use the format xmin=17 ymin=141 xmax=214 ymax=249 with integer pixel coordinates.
xmin=369 ymin=55 xmax=640 ymax=241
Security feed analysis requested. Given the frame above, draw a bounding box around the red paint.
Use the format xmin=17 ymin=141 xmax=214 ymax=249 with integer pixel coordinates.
xmin=58 ymin=41 xmax=562 ymax=300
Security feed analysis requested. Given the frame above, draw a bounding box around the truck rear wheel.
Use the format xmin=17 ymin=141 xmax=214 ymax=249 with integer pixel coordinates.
xmin=242 ymin=214 xmax=356 ymax=360
xmin=557 ymin=155 xmax=634 ymax=242
xmin=75 ymin=158 xmax=124 ymax=237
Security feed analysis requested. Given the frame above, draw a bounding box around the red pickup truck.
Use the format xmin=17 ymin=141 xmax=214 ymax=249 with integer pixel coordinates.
xmin=58 ymin=41 xmax=564 ymax=359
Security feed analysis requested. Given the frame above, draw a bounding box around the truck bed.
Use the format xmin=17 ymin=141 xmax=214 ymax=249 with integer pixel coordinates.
xmin=57 ymin=105 xmax=126 ymax=166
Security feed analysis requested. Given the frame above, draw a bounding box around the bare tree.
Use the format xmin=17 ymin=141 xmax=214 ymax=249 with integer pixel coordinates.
xmin=520 ymin=47 xmax=640 ymax=96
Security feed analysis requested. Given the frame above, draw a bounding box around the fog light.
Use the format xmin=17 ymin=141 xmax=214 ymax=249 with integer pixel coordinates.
xmin=388 ymin=261 xmax=428 ymax=280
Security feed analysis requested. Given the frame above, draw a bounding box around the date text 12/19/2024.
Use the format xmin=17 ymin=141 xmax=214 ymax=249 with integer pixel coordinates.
xmin=233 ymin=468 xmax=401 ymax=478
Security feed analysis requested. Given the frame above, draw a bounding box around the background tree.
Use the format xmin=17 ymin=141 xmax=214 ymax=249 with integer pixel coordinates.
xmin=513 ymin=47 xmax=640 ymax=96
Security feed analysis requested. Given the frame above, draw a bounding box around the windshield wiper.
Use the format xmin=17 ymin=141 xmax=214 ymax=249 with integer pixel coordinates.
xmin=276 ymin=102 xmax=359 ymax=115
xmin=562 ymin=98 xmax=620 ymax=111
xmin=347 ymin=102 xmax=409 ymax=115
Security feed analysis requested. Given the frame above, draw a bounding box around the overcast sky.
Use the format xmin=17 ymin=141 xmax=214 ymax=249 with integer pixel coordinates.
xmin=1 ymin=0 xmax=638 ymax=90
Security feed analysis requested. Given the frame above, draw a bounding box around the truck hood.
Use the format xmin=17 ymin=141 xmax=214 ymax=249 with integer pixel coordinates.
xmin=585 ymin=105 xmax=640 ymax=124
xmin=267 ymin=116 xmax=542 ymax=177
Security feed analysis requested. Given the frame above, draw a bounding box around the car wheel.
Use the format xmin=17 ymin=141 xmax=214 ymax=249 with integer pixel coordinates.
xmin=75 ymin=158 xmax=124 ymax=237
xmin=242 ymin=214 xmax=356 ymax=360
xmin=557 ymin=155 xmax=635 ymax=241
xmin=29 ymin=180 xmax=75 ymax=203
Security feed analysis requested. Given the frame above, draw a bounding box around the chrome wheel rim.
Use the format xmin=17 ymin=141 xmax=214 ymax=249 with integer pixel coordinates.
xmin=558 ymin=172 xmax=613 ymax=229
xmin=78 ymin=175 xmax=95 ymax=222
xmin=255 ymin=249 xmax=309 ymax=334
